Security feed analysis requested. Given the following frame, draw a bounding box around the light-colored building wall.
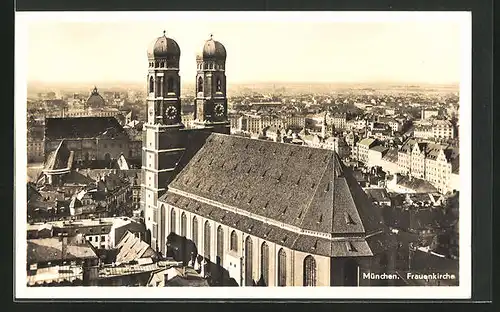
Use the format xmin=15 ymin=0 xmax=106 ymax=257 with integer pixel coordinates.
xmin=160 ymin=201 xmax=334 ymax=286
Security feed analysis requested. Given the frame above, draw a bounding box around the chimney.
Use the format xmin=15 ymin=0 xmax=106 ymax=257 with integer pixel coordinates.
xmin=164 ymin=273 xmax=169 ymax=283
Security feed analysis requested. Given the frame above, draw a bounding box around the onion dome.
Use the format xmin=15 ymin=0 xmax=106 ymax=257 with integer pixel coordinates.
xmin=147 ymin=31 xmax=181 ymax=60
xmin=196 ymin=34 xmax=227 ymax=61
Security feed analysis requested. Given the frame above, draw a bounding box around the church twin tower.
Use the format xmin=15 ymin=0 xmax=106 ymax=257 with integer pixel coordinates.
xmin=143 ymin=32 xmax=230 ymax=251
xmin=146 ymin=31 xmax=229 ymax=128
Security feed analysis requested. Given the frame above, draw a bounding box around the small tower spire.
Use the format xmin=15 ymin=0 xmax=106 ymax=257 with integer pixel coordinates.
xmin=209 ymin=33 xmax=213 ymax=40
xmin=163 ymin=30 xmax=166 ymax=36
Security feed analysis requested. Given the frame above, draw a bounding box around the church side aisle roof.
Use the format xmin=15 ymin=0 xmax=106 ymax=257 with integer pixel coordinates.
xmin=161 ymin=133 xmax=393 ymax=257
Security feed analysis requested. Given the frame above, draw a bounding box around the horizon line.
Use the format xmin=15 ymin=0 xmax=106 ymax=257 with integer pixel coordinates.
xmin=27 ymin=80 xmax=460 ymax=87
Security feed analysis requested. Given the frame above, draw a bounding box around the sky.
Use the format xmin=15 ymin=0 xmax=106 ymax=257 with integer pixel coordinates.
xmin=19 ymin=12 xmax=467 ymax=85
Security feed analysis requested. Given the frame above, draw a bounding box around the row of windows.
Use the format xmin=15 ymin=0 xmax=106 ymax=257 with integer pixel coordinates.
xmin=87 ymin=235 xmax=106 ymax=242
xmin=197 ymin=63 xmax=224 ymax=70
xmin=197 ymin=76 xmax=223 ymax=93
xmin=149 ymin=76 xmax=177 ymax=94
xmin=168 ymin=208 xmax=317 ymax=286
xmin=149 ymin=61 xmax=178 ymax=68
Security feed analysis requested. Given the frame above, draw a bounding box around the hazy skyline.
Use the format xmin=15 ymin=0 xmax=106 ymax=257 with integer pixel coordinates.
xmin=20 ymin=12 xmax=466 ymax=85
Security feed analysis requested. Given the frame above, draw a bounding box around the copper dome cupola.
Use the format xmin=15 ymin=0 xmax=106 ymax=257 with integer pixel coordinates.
xmin=196 ymin=34 xmax=227 ymax=61
xmin=147 ymin=31 xmax=181 ymax=67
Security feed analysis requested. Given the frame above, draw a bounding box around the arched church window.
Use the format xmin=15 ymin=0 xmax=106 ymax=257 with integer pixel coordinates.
xmin=216 ymin=78 xmax=222 ymax=92
xmin=303 ymin=255 xmax=316 ymax=286
xmin=245 ymin=236 xmax=253 ymax=286
xmin=260 ymin=242 xmax=269 ymax=286
xmin=167 ymin=77 xmax=174 ymax=93
xmin=209 ymin=63 xmax=214 ymax=69
xmin=216 ymin=225 xmax=224 ymax=265
xmin=197 ymin=77 xmax=204 ymax=93
xmin=180 ymin=212 xmax=187 ymax=237
xmin=149 ymin=76 xmax=154 ymax=93
xmin=192 ymin=216 xmax=199 ymax=247
xmin=278 ymin=248 xmax=287 ymax=286
xmin=204 ymin=221 xmax=211 ymax=260
xmin=230 ymin=230 xmax=238 ymax=251
xmin=204 ymin=63 xmax=208 ymax=70
xmin=170 ymin=208 xmax=176 ymax=234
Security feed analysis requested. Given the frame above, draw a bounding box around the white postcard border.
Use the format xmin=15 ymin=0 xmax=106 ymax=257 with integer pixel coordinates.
xmin=14 ymin=11 xmax=472 ymax=300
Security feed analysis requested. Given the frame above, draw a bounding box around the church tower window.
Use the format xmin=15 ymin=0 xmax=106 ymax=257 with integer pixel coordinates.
xmin=149 ymin=76 xmax=154 ymax=93
xmin=216 ymin=78 xmax=222 ymax=92
xmin=167 ymin=77 xmax=174 ymax=93
xmin=197 ymin=77 xmax=204 ymax=93
xmin=303 ymin=255 xmax=317 ymax=286
xmin=204 ymin=221 xmax=211 ymax=260
xmin=230 ymin=230 xmax=238 ymax=251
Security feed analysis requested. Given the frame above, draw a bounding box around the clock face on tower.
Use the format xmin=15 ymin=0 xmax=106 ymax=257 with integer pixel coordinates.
xmin=214 ymin=103 xmax=224 ymax=117
xmin=165 ymin=106 xmax=177 ymax=120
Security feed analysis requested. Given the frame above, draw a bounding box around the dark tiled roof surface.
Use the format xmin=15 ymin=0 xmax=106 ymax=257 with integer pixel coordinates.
xmin=44 ymin=141 xmax=73 ymax=171
xmin=397 ymin=176 xmax=438 ymax=193
xmin=381 ymin=148 xmax=399 ymax=163
xmin=27 ymin=237 xmax=98 ymax=264
xmin=45 ymin=117 xmax=127 ymax=140
xmin=364 ymin=188 xmax=391 ymax=203
xmin=162 ymin=133 xmax=391 ymax=257
xmin=399 ymin=138 xmax=420 ymax=154
xmin=165 ymin=275 xmax=210 ymax=287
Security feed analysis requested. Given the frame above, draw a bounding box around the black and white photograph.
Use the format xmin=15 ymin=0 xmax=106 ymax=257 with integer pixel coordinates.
xmin=15 ymin=11 xmax=471 ymax=299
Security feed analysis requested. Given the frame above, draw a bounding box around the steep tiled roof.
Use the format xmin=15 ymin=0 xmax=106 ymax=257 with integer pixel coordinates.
xmin=399 ymin=138 xmax=420 ymax=154
xmin=45 ymin=117 xmax=127 ymax=140
xmin=397 ymin=176 xmax=438 ymax=193
xmin=27 ymin=236 xmax=98 ymax=264
xmin=364 ymin=188 xmax=391 ymax=203
xmin=163 ymin=133 xmax=391 ymax=257
xmin=44 ymin=140 xmax=73 ymax=171
xmin=381 ymin=148 xmax=398 ymax=163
